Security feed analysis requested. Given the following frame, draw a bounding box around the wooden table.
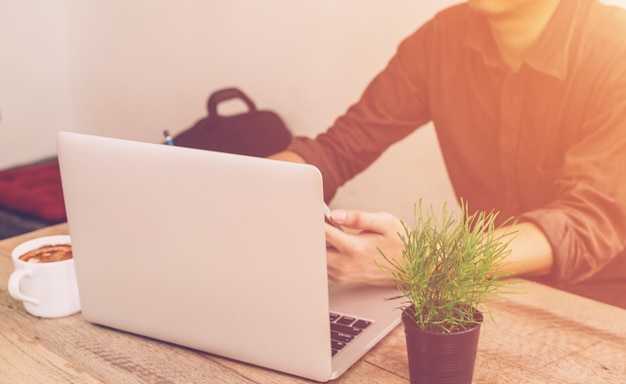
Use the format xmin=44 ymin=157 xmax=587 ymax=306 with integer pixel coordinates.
xmin=2 ymin=224 xmax=625 ymax=383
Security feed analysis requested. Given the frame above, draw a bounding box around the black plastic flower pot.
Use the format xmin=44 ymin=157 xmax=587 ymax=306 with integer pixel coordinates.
xmin=402 ymin=306 xmax=483 ymax=384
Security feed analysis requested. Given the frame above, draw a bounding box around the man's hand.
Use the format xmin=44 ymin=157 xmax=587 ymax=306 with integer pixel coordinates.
xmin=267 ymin=150 xmax=305 ymax=163
xmin=324 ymin=208 xmax=405 ymax=286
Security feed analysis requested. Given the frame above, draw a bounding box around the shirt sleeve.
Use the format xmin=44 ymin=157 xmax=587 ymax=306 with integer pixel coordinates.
xmin=287 ymin=26 xmax=434 ymax=202
xmin=518 ymin=51 xmax=626 ymax=285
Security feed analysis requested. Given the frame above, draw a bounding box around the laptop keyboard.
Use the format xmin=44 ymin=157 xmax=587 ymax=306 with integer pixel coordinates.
xmin=330 ymin=312 xmax=373 ymax=357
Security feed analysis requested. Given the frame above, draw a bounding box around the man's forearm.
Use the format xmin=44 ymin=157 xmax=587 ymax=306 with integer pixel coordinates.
xmin=497 ymin=222 xmax=554 ymax=277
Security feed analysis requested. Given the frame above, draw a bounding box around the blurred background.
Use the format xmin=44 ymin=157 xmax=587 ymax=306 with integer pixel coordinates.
xmin=1 ymin=0 xmax=624 ymax=223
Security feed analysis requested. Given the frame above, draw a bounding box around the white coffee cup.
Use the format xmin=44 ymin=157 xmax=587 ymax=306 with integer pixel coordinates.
xmin=8 ymin=235 xmax=81 ymax=318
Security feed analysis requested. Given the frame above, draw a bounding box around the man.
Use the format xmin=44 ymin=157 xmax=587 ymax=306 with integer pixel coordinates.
xmin=271 ymin=0 xmax=626 ymax=304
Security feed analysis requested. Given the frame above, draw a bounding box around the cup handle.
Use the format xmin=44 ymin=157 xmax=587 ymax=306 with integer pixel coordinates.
xmin=8 ymin=269 xmax=39 ymax=305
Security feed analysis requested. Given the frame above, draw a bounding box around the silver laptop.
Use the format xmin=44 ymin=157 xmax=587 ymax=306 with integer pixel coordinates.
xmin=57 ymin=131 xmax=401 ymax=382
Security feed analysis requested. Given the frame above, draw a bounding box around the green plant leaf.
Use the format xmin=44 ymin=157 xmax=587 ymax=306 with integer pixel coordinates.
xmin=376 ymin=198 xmax=518 ymax=333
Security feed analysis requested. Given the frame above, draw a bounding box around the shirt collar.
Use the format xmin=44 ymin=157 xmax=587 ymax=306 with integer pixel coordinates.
xmin=463 ymin=0 xmax=588 ymax=80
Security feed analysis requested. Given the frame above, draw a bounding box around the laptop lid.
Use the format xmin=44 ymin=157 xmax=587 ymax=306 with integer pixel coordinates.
xmin=57 ymin=131 xmax=401 ymax=381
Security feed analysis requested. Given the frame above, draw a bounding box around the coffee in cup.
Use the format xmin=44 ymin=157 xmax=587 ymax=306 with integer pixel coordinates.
xmin=8 ymin=235 xmax=81 ymax=318
xmin=18 ymin=244 xmax=73 ymax=263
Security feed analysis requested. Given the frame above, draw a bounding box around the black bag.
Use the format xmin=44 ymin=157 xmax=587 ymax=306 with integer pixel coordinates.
xmin=172 ymin=87 xmax=292 ymax=157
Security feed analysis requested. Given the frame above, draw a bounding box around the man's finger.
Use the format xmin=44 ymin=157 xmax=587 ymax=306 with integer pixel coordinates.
xmin=330 ymin=209 xmax=399 ymax=234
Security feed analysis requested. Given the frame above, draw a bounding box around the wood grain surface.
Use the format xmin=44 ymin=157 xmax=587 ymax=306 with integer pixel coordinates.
xmin=1 ymin=224 xmax=625 ymax=383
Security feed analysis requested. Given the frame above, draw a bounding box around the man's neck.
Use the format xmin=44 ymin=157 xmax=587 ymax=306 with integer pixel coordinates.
xmin=487 ymin=0 xmax=561 ymax=71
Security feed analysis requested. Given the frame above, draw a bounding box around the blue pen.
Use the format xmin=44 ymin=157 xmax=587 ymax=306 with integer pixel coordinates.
xmin=163 ymin=130 xmax=174 ymax=146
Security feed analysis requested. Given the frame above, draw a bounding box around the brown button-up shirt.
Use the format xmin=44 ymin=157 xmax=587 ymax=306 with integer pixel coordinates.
xmin=288 ymin=0 xmax=626 ymax=284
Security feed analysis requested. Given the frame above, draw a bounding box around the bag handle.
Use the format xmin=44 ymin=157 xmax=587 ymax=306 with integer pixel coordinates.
xmin=207 ymin=88 xmax=257 ymax=117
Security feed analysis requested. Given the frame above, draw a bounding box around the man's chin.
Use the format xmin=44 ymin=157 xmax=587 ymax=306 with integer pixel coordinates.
xmin=466 ymin=0 xmax=506 ymax=17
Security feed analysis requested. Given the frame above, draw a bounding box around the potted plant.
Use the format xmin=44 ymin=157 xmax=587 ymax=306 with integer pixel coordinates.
xmin=377 ymin=199 xmax=516 ymax=384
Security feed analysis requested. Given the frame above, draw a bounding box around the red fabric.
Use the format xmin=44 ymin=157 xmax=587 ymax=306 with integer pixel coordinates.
xmin=0 ymin=160 xmax=66 ymax=222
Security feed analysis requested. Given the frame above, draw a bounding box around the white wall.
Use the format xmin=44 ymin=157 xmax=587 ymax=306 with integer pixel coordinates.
xmin=1 ymin=0 xmax=461 ymax=223
xmin=601 ymin=0 xmax=626 ymax=6
xmin=0 ymin=0 xmax=74 ymax=168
